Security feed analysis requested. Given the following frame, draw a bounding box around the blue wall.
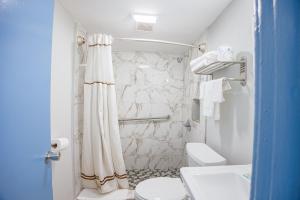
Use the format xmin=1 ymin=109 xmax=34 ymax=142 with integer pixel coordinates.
xmin=251 ymin=0 xmax=300 ymax=199
xmin=0 ymin=1 xmax=54 ymax=199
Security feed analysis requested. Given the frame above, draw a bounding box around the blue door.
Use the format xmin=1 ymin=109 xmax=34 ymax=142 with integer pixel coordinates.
xmin=251 ymin=0 xmax=300 ymax=199
xmin=0 ymin=1 xmax=54 ymax=200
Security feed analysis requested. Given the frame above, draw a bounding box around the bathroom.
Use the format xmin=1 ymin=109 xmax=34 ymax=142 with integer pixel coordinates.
xmin=54 ymin=0 xmax=254 ymax=198
xmin=1 ymin=0 xmax=300 ymax=200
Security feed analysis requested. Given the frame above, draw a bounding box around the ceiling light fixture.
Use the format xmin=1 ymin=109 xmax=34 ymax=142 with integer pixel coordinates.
xmin=132 ymin=14 xmax=157 ymax=24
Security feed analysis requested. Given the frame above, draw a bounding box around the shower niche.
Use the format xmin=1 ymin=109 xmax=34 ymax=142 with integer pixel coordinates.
xmin=191 ymin=99 xmax=200 ymax=123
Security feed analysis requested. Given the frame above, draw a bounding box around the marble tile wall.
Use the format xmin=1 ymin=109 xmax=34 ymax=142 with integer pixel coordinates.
xmin=113 ymin=52 xmax=186 ymax=169
xmin=73 ymin=29 xmax=87 ymax=196
xmin=182 ymin=49 xmax=206 ymax=144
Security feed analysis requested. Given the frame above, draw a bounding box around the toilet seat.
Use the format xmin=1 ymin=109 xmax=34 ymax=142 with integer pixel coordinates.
xmin=135 ymin=177 xmax=186 ymax=200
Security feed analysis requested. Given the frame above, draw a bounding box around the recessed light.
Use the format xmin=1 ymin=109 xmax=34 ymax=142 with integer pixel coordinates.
xmin=132 ymin=14 xmax=157 ymax=24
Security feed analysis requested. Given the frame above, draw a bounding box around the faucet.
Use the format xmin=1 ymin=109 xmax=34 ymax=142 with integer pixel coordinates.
xmin=242 ymin=172 xmax=252 ymax=181
xmin=183 ymin=120 xmax=191 ymax=131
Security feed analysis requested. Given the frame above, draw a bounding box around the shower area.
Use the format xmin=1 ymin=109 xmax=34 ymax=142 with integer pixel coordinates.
xmin=73 ymin=28 xmax=202 ymax=191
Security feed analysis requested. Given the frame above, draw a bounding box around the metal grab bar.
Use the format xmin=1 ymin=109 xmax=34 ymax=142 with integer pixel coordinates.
xmin=224 ymin=77 xmax=246 ymax=82
xmin=118 ymin=115 xmax=170 ymax=122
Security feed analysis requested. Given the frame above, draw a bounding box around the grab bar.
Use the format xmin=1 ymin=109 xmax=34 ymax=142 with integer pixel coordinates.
xmin=118 ymin=115 xmax=170 ymax=122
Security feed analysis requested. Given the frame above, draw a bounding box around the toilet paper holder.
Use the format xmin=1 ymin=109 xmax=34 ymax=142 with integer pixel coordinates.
xmin=45 ymin=143 xmax=61 ymax=162
xmin=45 ymin=150 xmax=61 ymax=162
xmin=45 ymin=138 xmax=69 ymax=162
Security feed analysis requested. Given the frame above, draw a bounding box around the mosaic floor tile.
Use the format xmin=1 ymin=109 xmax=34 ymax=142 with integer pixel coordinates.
xmin=126 ymin=168 xmax=180 ymax=189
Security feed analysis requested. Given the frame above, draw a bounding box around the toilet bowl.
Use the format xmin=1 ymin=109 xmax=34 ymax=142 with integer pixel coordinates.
xmin=134 ymin=143 xmax=227 ymax=200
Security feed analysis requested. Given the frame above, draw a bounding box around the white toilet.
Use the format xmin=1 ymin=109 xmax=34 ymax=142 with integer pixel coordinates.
xmin=134 ymin=143 xmax=227 ymax=200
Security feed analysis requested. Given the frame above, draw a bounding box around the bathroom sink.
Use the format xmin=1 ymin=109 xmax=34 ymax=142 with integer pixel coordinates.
xmin=180 ymin=165 xmax=251 ymax=200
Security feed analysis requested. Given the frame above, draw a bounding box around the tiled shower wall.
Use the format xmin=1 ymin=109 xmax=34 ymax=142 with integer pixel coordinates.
xmin=73 ymin=51 xmax=188 ymax=191
xmin=113 ymin=52 xmax=186 ymax=170
xmin=182 ymin=49 xmax=206 ymax=143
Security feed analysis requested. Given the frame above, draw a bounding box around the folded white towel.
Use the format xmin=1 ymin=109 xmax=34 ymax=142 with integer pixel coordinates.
xmin=190 ymin=46 xmax=234 ymax=72
xmin=190 ymin=51 xmax=218 ymax=66
xmin=191 ymin=59 xmax=213 ymax=72
xmin=190 ymin=51 xmax=218 ymax=72
xmin=199 ymin=77 xmax=231 ymax=120
xmin=192 ymin=80 xmax=200 ymax=99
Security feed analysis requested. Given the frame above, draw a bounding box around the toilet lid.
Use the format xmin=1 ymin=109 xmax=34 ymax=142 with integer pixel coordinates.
xmin=135 ymin=177 xmax=186 ymax=200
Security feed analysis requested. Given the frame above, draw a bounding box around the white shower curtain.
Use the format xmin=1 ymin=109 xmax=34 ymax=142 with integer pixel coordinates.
xmin=81 ymin=34 xmax=129 ymax=193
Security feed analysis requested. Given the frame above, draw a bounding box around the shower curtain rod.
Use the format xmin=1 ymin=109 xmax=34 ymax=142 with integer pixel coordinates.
xmin=77 ymin=35 xmax=206 ymax=52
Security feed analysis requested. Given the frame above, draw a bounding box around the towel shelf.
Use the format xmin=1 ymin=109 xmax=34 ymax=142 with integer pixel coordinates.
xmin=194 ymin=60 xmax=245 ymax=75
xmin=194 ymin=58 xmax=247 ymax=86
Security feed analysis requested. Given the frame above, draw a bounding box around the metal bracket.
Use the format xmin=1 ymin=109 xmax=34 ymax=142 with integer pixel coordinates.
xmin=198 ymin=43 xmax=207 ymax=54
xmin=45 ymin=151 xmax=60 ymax=162
xmin=239 ymin=57 xmax=247 ymax=86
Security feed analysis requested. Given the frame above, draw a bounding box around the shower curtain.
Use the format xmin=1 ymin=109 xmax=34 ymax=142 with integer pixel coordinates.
xmin=81 ymin=34 xmax=129 ymax=193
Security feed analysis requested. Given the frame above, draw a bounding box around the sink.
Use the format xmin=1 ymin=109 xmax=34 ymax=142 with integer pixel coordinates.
xmin=180 ymin=165 xmax=251 ymax=200
xmin=193 ymin=172 xmax=249 ymax=200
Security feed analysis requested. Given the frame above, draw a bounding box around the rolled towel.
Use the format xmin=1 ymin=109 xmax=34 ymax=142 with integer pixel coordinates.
xmin=217 ymin=46 xmax=233 ymax=61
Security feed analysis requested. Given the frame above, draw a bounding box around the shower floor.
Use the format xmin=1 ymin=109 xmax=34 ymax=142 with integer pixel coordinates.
xmin=126 ymin=168 xmax=180 ymax=189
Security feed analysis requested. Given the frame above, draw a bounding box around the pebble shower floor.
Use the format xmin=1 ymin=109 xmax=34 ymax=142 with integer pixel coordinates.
xmin=126 ymin=168 xmax=180 ymax=189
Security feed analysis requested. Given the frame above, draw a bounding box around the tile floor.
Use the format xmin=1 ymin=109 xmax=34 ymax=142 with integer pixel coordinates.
xmin=127 ymin=168 xmax=180 ymax=189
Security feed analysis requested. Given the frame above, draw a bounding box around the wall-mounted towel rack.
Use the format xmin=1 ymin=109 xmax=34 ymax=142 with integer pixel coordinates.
xmin=194 ymin=57 xmax=247 ymax=86
xmin=118 ymin=115 xmax=170 ymax=122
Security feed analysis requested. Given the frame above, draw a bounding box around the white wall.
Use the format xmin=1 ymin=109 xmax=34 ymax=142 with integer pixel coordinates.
xmin=200 ymin=0 xmax=255 ymax=164
xmin=51 ymin=0 xmax=76 ymax=199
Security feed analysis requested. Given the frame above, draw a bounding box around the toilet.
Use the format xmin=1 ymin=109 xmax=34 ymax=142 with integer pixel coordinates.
xmin=186 ymin=143 xmax=227 ymax=167
xmin=134 ymin=143 xmax=227 ymax=200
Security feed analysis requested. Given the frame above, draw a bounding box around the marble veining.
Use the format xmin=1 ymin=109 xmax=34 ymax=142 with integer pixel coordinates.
xmin=182 ymin=49 xmax=206 ymax=144
xmin=113 ymin=51 xmax=186 ymax=169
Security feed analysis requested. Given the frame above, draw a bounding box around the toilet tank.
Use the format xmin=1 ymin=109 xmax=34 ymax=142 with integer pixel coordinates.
xmin=186 ymin=143 xmax=226 ymax=166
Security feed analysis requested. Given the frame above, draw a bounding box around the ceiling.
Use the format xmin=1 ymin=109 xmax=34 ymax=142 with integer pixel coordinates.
xmin=59 ymin=0 xmax=232 ymax=54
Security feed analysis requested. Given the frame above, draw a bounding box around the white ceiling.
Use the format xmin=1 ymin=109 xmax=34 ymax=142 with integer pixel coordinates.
xmin=59 ymin=0 xmax=232 ymax=54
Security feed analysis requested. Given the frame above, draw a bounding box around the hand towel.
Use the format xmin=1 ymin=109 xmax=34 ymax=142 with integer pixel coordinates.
xmin=199 ymin=82 xmax=214 ymax=117
xmin=199 ymin=78 xmax=231 ymax=120
xmin=192 ymin=80 xmax=201 ymax=99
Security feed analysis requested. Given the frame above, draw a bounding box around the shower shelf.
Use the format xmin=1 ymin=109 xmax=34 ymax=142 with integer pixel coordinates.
xmin=193 ymin=58 xmax=247 ymax=86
